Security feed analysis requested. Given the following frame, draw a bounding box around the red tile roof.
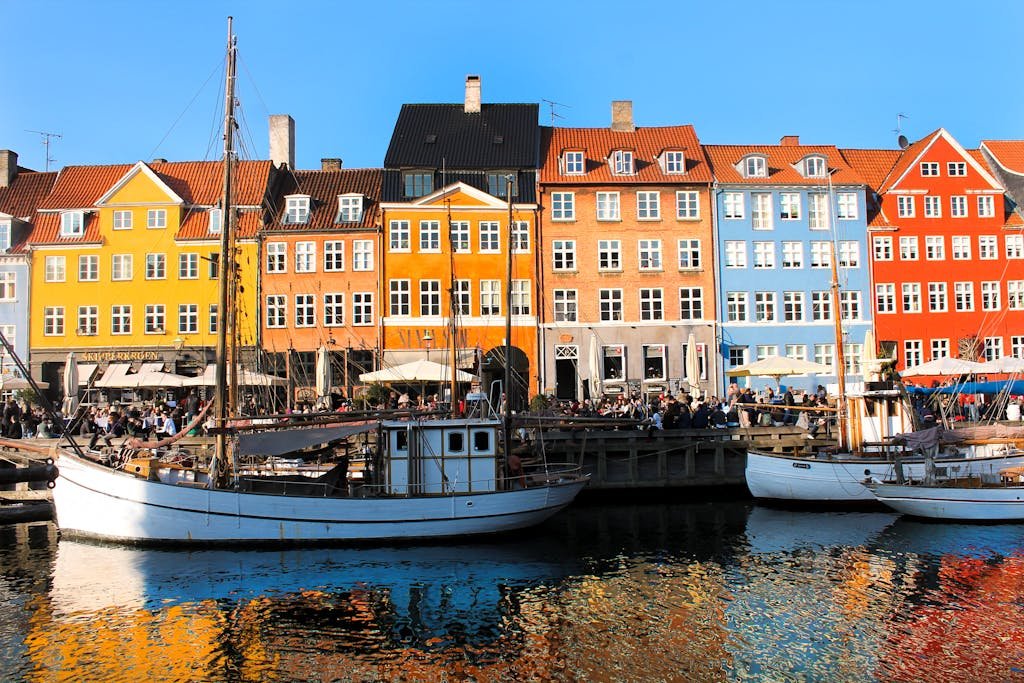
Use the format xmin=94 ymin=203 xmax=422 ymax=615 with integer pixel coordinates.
xmin=266 ymin=168 xmax=382 ymax=232
xmin=29 ymin=212 xmax=103 ymax=246
xmin=540 ymin=126 xmax=712 ymax=184
xmin=0 ymin=171 xmax=57 ymax=220
xmin=980 ymin=140 xmax=1024 ymax=174
xmin=839 ymin=149 xmax=901 ymax=191
xmin=874 ymin=129 xmax=941 ymax=193
xmin=703 ymin=144 xmax=864 ymax=186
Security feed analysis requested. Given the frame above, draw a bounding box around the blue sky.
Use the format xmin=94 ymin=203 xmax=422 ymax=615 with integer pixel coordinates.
xmin=3 ymin=0 xmax=1023 ymax=171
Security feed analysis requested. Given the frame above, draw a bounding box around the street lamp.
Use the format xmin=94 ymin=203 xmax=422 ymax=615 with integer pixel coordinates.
xmin=423 ymin=329 xmax=433 ymax=362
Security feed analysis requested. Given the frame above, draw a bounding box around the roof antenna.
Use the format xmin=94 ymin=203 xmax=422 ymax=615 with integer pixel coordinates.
xmin=542 ymin=99 xmax=570 ymax=126
xmin=893 ymin=113 xmax=909 ymax=149
xmin=25 ymin=129 xmax=62 ymax=171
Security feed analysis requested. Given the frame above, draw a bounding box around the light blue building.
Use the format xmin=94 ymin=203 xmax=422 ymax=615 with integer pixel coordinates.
xmin=705 ymin=140 xmax=872 ymax=393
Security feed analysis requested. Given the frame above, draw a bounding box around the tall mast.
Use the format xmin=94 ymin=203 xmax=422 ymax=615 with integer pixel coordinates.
xmin=503 ymin=175 xmax=514 ymax=456
xmin=210 ymin=16 xmax=236 ymax=488
xmin=445 ymin=198 xmax=460 ymax=415
xmin=827 ymin=171 xmax=847 ymax=450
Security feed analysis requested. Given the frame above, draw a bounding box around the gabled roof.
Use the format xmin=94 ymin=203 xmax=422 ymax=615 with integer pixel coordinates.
xmin=384 ymin=103 xmax=540 ymax=169
xmin=266 ymin=168 xmax=381 ymax=232
xmin=95 ymin=161 xmax=185 ymax=206
xmin=879 ymin=128 xmax=1001 ymax=193
xmin=540 ymin=125 xmax=712 ymax=184
xmin=383 ymin=181 xmax=512 ymax=209
xmin=839 ymin=149 xmax=901 ymax=191
xmin=980 ymin=140 xmax=1024 ymax=175
xmin=703 ymin=144 xmax=864 ymax=186
xmin=0 ymin=171 xmax=57 ymax=220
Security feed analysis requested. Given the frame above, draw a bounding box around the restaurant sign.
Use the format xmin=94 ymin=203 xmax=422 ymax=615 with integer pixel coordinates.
xmin=80 ymin=350 xmax=161 ymax=362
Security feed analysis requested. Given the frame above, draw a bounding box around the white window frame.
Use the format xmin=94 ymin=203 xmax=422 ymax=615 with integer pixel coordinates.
xmin=950 ymin=195 xmax=967 ymax=218
xmin=337 ymin=194 xmax=363 ymax=223
xmin=553 ymin=289 xmax=577 ymax=322
xmin=266 ymin=242 xmax=287 ymax=273
xmin=677 ymin=239 xmax=701 ymax=270
xmin=837 ymin=193 xmax=858 ymax=220
xmin=638 ymin=239 xmax=662 ymax=271
xmin=897 ymin=196 xmax=915 ymax=218
xmin=924 ymin=195 xmax=941 ymax=218
xmin=324 ymin=293 xmax=345 ymax=326
xmin=111 ymin=305 xmax=131 ymax=335
xmin=873 ymin=236 xmax=893 ymax=261
xmin=928 ymin=282 xmax=947 ymax=312
xmin=294 ymin=294 xmax=316 ymax=327
xmin=679 ymin=287 xmax=703 ymax=320
xmin=295 ymin=241 xmax=316 ymax=273
xmin=724 ymin=240 xmax=747 ymax=268
xmin=925 ymin=236 xmax=945 ymax=261
xmin=552 ymin=240 xmax=576 ymax=271
xmin=144 ymin=304 xmax=165 ymax=334
xmin=284 ymin=195 xmax=310 ymax=224
xmin=876 ymin=283 xmax=896 ymax=314
xmin=60 ymin=211 xmax=83 ymax=237
xmin=178 ymin=303 xmax=198 ymax=334
xmin=563 ymin=151 xmax=585 ymax=175
xmin=178 ymin=253 xmax=198 ymax=280
xmin=389 ymin=280 xmax=411 ymax=317
xmin=389 ymin=220 xmax=410 ymax=252
xmin=265 ymin=295 xmax=286 ymax=328
xmin=353 ymin=240 xmax=374 ymax=271
xmin=352 ymin=292 xmax=374 ymax=326
xmin=147 ymin=209 xmax=167 ymax=229
xmin=596 ymin=192 xmax=621 ymax=221
xmin=951 ymin=236 xmax=971 ymax=260
xmin=479 ymin=221 xmax=500 ymax=253
xmin=111 ymin=254 xmax=133 ymax=281
xmin=45 ymin=255 xmax=66 ymax=282
xmin=551 ymin=192 xmax=575 ymax=221
xmin=145 ymin=253 xmax=166 ymax=280
xmin=419 ymin=220 xmax=441 ymax=252
xmin=636 ymin=191 xmax=660 ymax=220
xmin=598 ymin=239 xmax=621 ymax=271
xmin=324 ymin=240 xmax=345 ymax=272
xmin=723 ymin=192 xmax=744 ymax=219
xmin=675 ymin=191 xmax=699 ymax=219
xmin=978 ymin=195 xmax=995 ymax=218
xmin=781 ymin=241 xmax=803 ymax=268
xmin=751 ymin=193 xmax=773 ymax=230
xmin=77 ymin=305 xmax=98 ymax=336
xmin=599 ymin=289 xmax=623 ymax=322
xmin=113 ymin=210 xmax=132 ymax=230
xmin=980 ymin=235 xmax=998 ymax=260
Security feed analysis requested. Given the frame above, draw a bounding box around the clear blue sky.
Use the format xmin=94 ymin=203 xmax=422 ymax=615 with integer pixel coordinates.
xmin=4 ymin=0 xmax=1023 ymax=172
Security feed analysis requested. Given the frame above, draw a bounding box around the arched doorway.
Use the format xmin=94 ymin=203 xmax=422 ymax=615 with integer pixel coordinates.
xmin=481 ymin=346 xmax=530 ymax=412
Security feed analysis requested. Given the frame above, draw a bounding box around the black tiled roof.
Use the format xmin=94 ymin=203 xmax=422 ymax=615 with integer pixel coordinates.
xmin=384 ymin=104 xmax=540 ymax=169
xmin=382 ymin=169 xmax=537 ymax=204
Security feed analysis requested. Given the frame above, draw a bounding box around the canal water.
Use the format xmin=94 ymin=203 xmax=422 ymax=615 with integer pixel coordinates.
xmin=2 ymin=500 xmax=1023 ymax=682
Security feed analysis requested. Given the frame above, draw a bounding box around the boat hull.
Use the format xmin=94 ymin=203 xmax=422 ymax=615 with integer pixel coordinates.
xmin=869 ymin=483 xmax=1024 ymax=521
xmin=745 ymin=449 xmax=1024 ymax=503
xmin=53 ymin=451 xmax=587 ymax=544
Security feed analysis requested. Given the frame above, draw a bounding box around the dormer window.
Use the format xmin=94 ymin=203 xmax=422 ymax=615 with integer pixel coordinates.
xmin=664 ymin=151 xmax=686 ymax=174
xmin=0 ymin=221 xmax=10 ymax=252
xmin=487 ymin=172 xmax=518 ymax=198
xmin=804 ymin=156 xmax=826 ymax=178
xmin=60 ymin=211 xmax=84 ymax=237
xmin=337 ymin=194 xmax=364 ymax=223
xmin=612 ymin=150 xmax=634 ymax=175
xmin=403 ymin=171 xmax=433 ymax=198
xmin=284 ymin=195 xmax=310 ymax=224
xmin=563 ymin=150 xmax=585 ymax=175
xmin=208 ymin=208 xmax=222 ymax=234
xmin=742 ymin=156 xmax=767 ymax=178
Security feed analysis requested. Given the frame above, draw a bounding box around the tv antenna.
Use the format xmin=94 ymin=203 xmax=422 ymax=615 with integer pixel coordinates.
xmin=25 ymin=130 xmax=62 ymax=171
xmin=893 ymin=113 xmax=909 ymax=149
xmin=541 ymin=99 xmax=570 ymax=126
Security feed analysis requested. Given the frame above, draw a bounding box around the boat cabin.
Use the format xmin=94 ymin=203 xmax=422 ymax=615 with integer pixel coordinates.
xmin=381 ymin=418 xmax=503 ymax=494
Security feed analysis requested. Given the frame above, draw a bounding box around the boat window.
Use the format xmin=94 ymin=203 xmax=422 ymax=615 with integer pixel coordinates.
xmin=395 ymin=430 xmax=408 ymax=452
xmin=448 ymin=432 xmax=464 ymax=452
xmin=473 ymin=431 xmax=490 ymax=452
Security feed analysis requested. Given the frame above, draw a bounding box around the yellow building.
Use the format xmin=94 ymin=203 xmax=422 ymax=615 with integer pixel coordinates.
xmin=28 ymin=159 xmax=273 ymax=392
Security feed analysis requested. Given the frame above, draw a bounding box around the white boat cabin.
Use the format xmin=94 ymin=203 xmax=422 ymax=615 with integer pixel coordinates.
xmin=382 ymin=418 xmax=503 ymax=495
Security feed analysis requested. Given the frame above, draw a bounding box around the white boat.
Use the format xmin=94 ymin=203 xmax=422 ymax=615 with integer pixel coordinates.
xmin=868 ymin=480 xmax=1024 ymax=522
xmin=49 ymin=19 xmax=587 ymax=545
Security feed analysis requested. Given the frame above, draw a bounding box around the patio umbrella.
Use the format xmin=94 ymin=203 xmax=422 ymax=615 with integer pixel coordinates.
xmin=900 ymin=356 xmax=987 ymax=377
xmin=62 ymin=352 xmax=78 ymax=417
xmin=315 ymin=346 xmax=332 ymax=409
xmin=979 ymin=356 xmax=1024 ymax=374
xmin=685 ymin=333 xmax=700 ymax=398
xmin=726 ymin=356 xmax=832 ymax=385
xmin=588 ymin=335 xmax=602 ymax=399
xmin=359 ymin=360 xmax=477 ymax=384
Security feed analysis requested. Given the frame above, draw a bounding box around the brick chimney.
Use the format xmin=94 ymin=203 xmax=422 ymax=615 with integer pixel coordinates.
xmin=464 ymin=75 xmax=481 ymax=114
xmin=779 ymin=135 xmax=800 ymax=146
xmin=611 ymin=100 xmax=634 ymax=133
xmin=321 ymin=158 xmax=343 ymax=171
xmin=269 ymin=115 xmax=296 ymax=170
xmin=0 ymin=150 xmax=17 ymax=188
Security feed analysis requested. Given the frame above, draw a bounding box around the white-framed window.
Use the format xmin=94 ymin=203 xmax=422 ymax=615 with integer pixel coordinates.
xmin=723 ymin=192 xmax=744 ymax=219
xmin=479 ymin=221 xmax=500 ymax=252
xmin=982 ymin=281 xmax=1000 ymax=311
xmin=897 ymin=196 xmax=915 ymax=218
xmin=838 ymin=241 xmax=860 ymax=268
xmin=729 ymin=346 xmax=749 ymax=369
xmin=599 ymin=289 xmax=623 ymax=321
xmin=840 ymin=291 xmax=861 ymax=321
xmin=677 ymin=239 xmax=701 ymax=269
xmin=353 ymin=240 xmax=373 ymax=271
xmin=551 ymin=192 xmax=575 ymax=220
xmin=665 ymin=150 xmax=686 ymax=174
xmin=553 ymin=289 xmax=577 ymax=322
xmin=44 ymin=255 xmax=66 ymax=282
xmin=679 ymin=287 xmax=703 ymax=320
xmin=754 ymin=291 xmax=776 ymax=322
xmin=178 ymin=304 xmax=198 ymax=334
xmin=809 ymin=241 xmax=831 ymax=268
xmin=563 ymin=151 xmax=585 ymax=175
xmin=324 ymin=293 xmax=345 ymax=326
xmin=324 ymin=241 xmax=345 ymax=271
xmin=512 ymin=221 xmax=530 ymax=252
xmin=811 ymin=291 xmax=832 ymax=321
xmin=76 ymin=306 xmax=98 ymax=336
xmin=1013 ymin=336 xmax=1024 ymax=359
xmin=876 ymin=283 xmax=896 ymax=314
xmin=144 ymin=304 xmax=165 ymax=334
xmin=786 ymin=344 xmax=808 ymax=362
xmin=111 ymin=305 xmax=131 ymax=335
xmin=337 ymin=194 xmax=363 ymax=223
xmin=920 ymin=162 xmax=939 ymax=176
xmin=178 ymin=253 xmax=198 ymax=279
xmin=980 ymin=235 xmax=998 ymax=260
xmin=145 ymin=253 xmax=166 ymax=280
xmin=954 ymin=281 xmax=974 ymax=311
xmin=804 ymin=156 xmax=826 ymax=178
xmin=453 ymin=279 xmax=471 ymax=315
xmin=948 ymin=161 xmax=966 ymax=176
xmin=752 ymin=241 xmax=775 ymax=269
xmin=781 ymin=241 xmax=803 ymax=268
xmin=389 ymin=220 xmax=410 ymax=251
xmin=147 ymin=209 xmax=167 ymax=229
xmin=612 ymin=150 xmax=634 ymax=175
xmin=837 ymin=193 xmax=858 ymax=219
xmin=978 ymin=195 xmax=995 ymax=218
xmin=295 ymin=241 xmax=316 ymax=272
xmin=389 ymin=280 xmax=410 ymax=317
xmin=449 ymin=221 xmax=470 ymax=253
xmin=756 ymin=344 xmax=779 ymax=361
xmin=403 ymin=172 xmax=433 ymax=198
xmin=552 ymin=240 xmax=576 ymax=271
xmin=1007 ymin=234 xmax=1024 ymax=259
xmin=419 ymin=220 xmax=441 ymax=252
xmin=1009 ymin=281 xmax=1024 ymax=310
xmin=807 ymin=193 xmax=829 ymax=230
xmin=596 ymin=192 xmax=620 ymax=220
xmin=294 ymin=294 xmax=315 ymax=327
xmin=43 ymin=306 xmax=64 ymax=336
xmin=639 ymin=288 xmax=663 ymax=321
xmin=780 ymin=193 xmax=800 ymax=220
xmin=950 ymin=195 xmax=967 ymax=218
xmin=902 ymin=282 xmax=922 ymax=313
xmin=420 ymin=280 xmax=441 ymax=317
xmin=266 ymin=242 xmax=287 ymax=272
xmin=724 ymin=240 xmax=747 ymax=268
xmin=265 ymin=295 xmax=286 ymax=328
xmin=952 ymin=236 xmax=971 ymax=260
xmin=113 ymin=210 xmax=132 ymax=230
xmin=638 ymin=239 xmax=662 ymax=270
xmin=984 ymin=337 xmax=1004 ymax=362
xmin=352 ymin=292 xmax=374 ymax=326
xmin=873 ymin=236 xmax=893 ymax=261
xmin=208 ymin=208 xmax=222 ymax=234
xmin=643 ymin=344 xmax=668 ymax=380
xmin=111 ymin=254 xmax=133 ymax=281
xmin=0 ymin=222 xmax=8 ymax=252
xmin=598 ymin=239 xmax=621 ymax=270
xmin=676 ymin=191 xmax=699 ymax=219
xmin=931 ymin=338 xmax=949 ymax=360
xmin=511 ymin=279 xmax=531 ymax=315
xmin=924 ymin=196 xmax=941 ymax=218
xmin=726 ymin=292 xmax=748 ymax=322
xmin=783 ymin=291 xmax=805 ymax=322
xmin=928 ymin=282 xmax=948 ymax=312
xmin=480 ymin=280 xmax=501 ymax=316
xmin=284 ymin=196 xmax=310 ymax=224
xmin=904 ymin=340 xmax=923 ymax=368
xmin=0 ymin=273 xmax=13 ymax=301
xmin=60 ymin=211 xmax=83 ymax=237
xmin=743 ymin=155 xmax=767 ymax=178
xmin=899 ymin=236 xmax=919 ymax=260
xmin=636 ymin=191 xmax=660 ymax=219
xmin=751 ymin=193 xmax=773 ymax=230
xmin=844 ymin=343 xmax=863 ymax=375
xmin=925 ymin=236 xmax=945 ymax=260
xmin=209 ymin=304 xmax=218 ymax=334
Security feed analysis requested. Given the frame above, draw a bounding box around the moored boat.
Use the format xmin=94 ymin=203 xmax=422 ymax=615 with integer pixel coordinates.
xmin=868 ymin=477 xmax=1024 ymax=522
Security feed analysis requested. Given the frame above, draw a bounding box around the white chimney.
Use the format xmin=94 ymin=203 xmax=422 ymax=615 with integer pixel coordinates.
xmin=269 ymin=115 xmax=295 ymax=170
xmin=0 ymin=150 xmax=17 ymax=188
xmin=464 ymin=75 xmax=481 ymax=114
xmin=611 ymin=101 xmax=634 ymax=133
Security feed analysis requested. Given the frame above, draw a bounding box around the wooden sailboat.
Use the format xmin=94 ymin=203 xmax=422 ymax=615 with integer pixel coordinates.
xmin=50 ymin=18 xmax=587 ymax=544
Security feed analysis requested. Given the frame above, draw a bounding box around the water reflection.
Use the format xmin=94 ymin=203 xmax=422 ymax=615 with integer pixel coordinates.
xmin=2 ymin=502 xmax=1024 ymax=680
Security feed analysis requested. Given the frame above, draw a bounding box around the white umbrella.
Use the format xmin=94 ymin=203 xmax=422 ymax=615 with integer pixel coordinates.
xmin=359 ymin=360 xmax=477 ymax=384
xmin=62 ymin=352 xmax=78 ymax=416
xmin=0 ymin=375 xmax=46 ymax=390
xmin=979 ymin=356 xmax=1024 ymax=374
xmin=183 ymin=364 xmax=287 ymax=386
xmin=315 ymin=346 xmax=331 ymax=398
xmin=685 ymin=333 xmax=700 ymax=398
xmin=901 ymin=356 xmax=987 ymax=377
xmin=727 ymin=355 xmax=832 ymax=380
xmin=588 ymin=335 xmax=602 ymax=399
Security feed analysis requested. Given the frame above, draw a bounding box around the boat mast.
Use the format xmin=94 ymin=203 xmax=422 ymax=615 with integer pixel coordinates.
xmin=210 ymin=16 xmax=237 ymax=488
xmin=503 ymin=174 xmax=514 ymax=455
xmin=827 ymin=171 xmax=848 ymax=450
xmin=445 ymin=196 xmax=460 ymax=415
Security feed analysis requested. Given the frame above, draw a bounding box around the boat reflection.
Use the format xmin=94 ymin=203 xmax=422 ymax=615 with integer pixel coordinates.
xmin=743 ymin=504 xmax=898 ymax=555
